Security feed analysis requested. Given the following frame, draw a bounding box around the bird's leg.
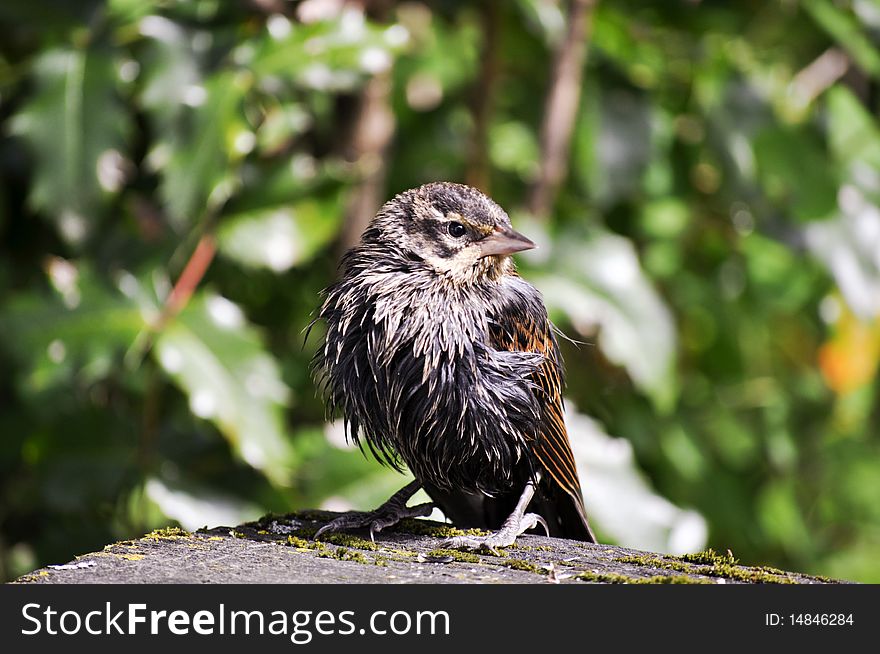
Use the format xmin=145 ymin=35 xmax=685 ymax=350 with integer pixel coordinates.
xmin=442 ymin=478 xmax=549 ymax=553
xmin=314 ymin=480 xmax=434 ymax=542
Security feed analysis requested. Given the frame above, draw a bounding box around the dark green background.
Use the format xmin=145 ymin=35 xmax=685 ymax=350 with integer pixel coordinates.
xmin=1 ymin=0 xmax=878 ymax=582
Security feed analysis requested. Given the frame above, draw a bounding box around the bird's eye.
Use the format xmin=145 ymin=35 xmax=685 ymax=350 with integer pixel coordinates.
xmin=447 ymin=221 xmax=466 ymax=238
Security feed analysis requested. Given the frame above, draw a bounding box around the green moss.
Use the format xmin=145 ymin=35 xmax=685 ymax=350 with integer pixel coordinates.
xmin=425 ymin=548 xmax=482 ymax=564
xmin=292 ymin=526 xmax=318 ymax=539
xmin=103 ymin=541 xmax=140 ymax=553
xmin=396 ymin=518 xmax=488 ymax=538
xmin=286 ymin=535 xmax=318 ymax=549
xmin=320 ymin=533 xmax=379 ymax=551
xmin=143 ymin=527 xmax=190 ymax=541
xmin=576 ymin=571 xmax=635 ymax=584
xmin=95 ymin=546 xmax=146 ymax=561
xmin=379 ymin=547 xmax=419 ymax=561
xmin=104 ymin=539 xmax=137 ymax=549
xmin=507 ymin=543 xmax=552 ymax=552
xmin=800 ymin=572 xmax=838 ymax=584
xmin=755 ymin=565 xmax=787 ymax=575
xmin=751 ymin=566 xmax=834 ymax=584
xmin=676 ymin=548 xmax=738 ymax=566
xmin=502 ymin=558 xmax=547 ymax=574
xmin=285 ymin=534 xmax=389 ymax=567
xmin=614 ymin=553 xmax=796 ymax=584
xmin=615 ymin=554 xmax=685 ymax=571
xmin=615 ymin=553 xmax=665 ymax=567
xmin=316 ymin=546 xmax=371 ymax=565
xmin=714 ymin=566 xmax=795 ymax=584
xmin=575 ymin=571 xmax=712 ymax=584
xmin=15 ymin=570 xmax=50 ymax=583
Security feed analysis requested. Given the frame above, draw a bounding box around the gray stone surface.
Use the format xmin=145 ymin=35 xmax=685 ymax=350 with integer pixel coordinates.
xmin=14 ymin=511 xmax=842 ymax=584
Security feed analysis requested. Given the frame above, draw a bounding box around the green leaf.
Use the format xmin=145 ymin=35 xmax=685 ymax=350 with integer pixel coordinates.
xmin=217 ymin=195 xmax=343 ymax=272
xmin=10 ymin=46 xmax=130 ymax=243
xmin=137 ymin=13 xmax=202 ymax=126
xmin=255 ymin=103 xmax=313 ymax=155
xmin=250 ymin=15 xmax=401 ymax=88
xmin=157 ymin=71 xmax=249 ymax=229
xmin=532 ymin=232 xmax=678 ymax=412
xmin=216 ymin=159 xmax=346 ymax=271
xmin=826 ymin=86 xmax=880 ymax=170
xmin=803 ymin=0 xmax=880 ymax=77
xmin=592 ymin=5 xmax=669 ymax=88
xmin=758 ymin=479 xmax=813 ymax=555
xmin=107 ymin=0 xmax=165 ymax=24
xmin=806 ymin=87 xmax=880 ymax=320
xmin=489 ymin=121 xmax=540 ymax=179
xmin=753 ymin=125 xmax=838 ymax=222
xmin=640 ymin=197 xmax=690 ymax=239
xmin=0 ymin=263 xmax=145 ymax=396
xmin=513 ymin=0 xmax=566 ymax=45
xmin=154 ymin=292 xmax=294 ymax=485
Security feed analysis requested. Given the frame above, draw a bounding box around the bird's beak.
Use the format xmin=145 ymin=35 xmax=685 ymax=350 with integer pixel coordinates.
xmin=478 ymin=225 xmax=536 ymax=258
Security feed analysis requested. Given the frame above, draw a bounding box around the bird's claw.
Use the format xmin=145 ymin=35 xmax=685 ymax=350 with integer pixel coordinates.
xmin=441 ymin=512 xmax=549 ymax=552
xmin=314 ymin=502 xmax=434 ymax=541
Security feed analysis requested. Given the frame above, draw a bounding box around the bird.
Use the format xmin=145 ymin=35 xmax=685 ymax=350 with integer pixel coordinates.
xmin=311 ymin=181 xmax=596 ymax=549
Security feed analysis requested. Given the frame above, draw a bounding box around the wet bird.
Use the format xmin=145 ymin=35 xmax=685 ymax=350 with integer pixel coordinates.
xmin=311 ymin=182 xmax=596 ymax=548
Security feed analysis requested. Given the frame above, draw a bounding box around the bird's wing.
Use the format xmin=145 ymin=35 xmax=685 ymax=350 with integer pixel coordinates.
xmin=487 ymin=294 xmax=592 ymax=532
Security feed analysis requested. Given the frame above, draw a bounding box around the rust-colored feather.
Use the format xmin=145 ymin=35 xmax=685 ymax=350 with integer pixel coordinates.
xmin=488 ymin=305 xmax=594 ymax=538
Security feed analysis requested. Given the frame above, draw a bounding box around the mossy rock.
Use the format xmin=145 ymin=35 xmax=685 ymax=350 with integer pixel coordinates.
xmin=12 ymin=511 xmax=846 ymax=585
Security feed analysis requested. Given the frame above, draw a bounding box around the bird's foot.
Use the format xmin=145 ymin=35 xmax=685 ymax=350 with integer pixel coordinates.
xmin=442 ymin=512 xmax=549 ymax=554
xmin=315 ymin=501 xmax=434 ymax=542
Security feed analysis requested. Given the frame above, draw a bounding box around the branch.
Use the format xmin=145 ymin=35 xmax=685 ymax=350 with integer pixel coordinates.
xmin=159 ymin=233 xmax=217 ymax=327
xmin=339 ymin=71 xmax=396 ymax=252
xmin=124 ymin=233 xmax=217 ymax=371
xmin=337 ymin=1 xmax=396 ymax=252
xmin=790 ymin=48 xmax=849 ymax=108
xmin=465 ymin=0 xmax=501 ymax=193
xmin=527 ymin=0 xmax=596 ymax=221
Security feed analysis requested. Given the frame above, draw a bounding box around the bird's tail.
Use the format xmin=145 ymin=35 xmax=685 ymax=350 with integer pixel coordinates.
xmin=531 ymin=477 xmax=596 ymax=542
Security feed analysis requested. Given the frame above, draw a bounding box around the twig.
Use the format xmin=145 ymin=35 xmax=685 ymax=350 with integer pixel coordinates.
xmin=124 ymin=233 xmax=217 ymax=370
xmin=339 ymin=70 xmax=396 ymax=252
xmin=336 ymin=1 xmax=396 ymax=252
xmin=465 ymin=0 xmax=501 ymax=192
xmin=527 ymin=0 xmax=597 ymax=221
xmin=790 ymin=48 xmax=849 ymax=107
xmin=158 ymin=233 xmax=217 ymax=328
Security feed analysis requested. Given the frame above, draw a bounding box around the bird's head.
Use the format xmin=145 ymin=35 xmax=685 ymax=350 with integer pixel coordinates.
xmin=368 ymin=182 xmax=535 ymax=283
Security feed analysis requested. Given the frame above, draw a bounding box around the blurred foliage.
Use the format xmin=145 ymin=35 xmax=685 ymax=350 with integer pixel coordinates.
xmin=1 ymin=0 xmax=879 ymax=582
